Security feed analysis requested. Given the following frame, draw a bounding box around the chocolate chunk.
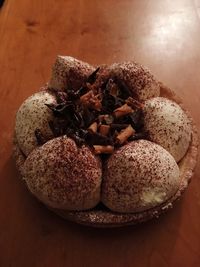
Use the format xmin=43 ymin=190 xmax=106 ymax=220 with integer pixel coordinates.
xmin=114 ymin=78 xmax=132 ymax=99
xmin=48 ymin=120 xmax=60 ymax=137
xmin=82 ymin=108 xmax=98 ymax=128
xmin=110 ymin=124 xmax=129 ymax=130
xmin=55 ymin=91 xmax=68 ymax=104
xmin=84 ymin=131 xmax=114 ymax=146
xmin=87 ymin=67 xmax=100 ymax=84
xmin=127 ymin=109 xmax=144 ymax=130
xmin=45 ymin=68 xmax=145 ymax=151
xmin=68 ymin=86 xmax=89 ymax=100
xmin=45 ymin=102 xmax=73 ymax=117
xmin=67 ymin=130 xmax=85 ymax=146
xmin=101 ymin=81 xmax=125 ymax=113
xmin=101 ymin=94 xmax=116 ymax=113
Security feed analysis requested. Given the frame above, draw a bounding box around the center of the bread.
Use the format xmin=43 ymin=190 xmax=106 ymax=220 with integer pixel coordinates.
xmin=35 ymin=67 xmax=146 ymax=154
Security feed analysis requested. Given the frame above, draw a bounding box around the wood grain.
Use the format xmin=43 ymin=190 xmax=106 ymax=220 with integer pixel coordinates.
xmin=0 ymin=0 xmax=200 ymax=266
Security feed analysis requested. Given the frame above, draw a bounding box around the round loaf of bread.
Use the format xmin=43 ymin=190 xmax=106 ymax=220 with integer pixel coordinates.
xmin=15 ymin=91 xmax=56 ymax=156
xmin=101 ymin=140 xmax=180 ymax=213
xmin=109 ymin=61 xmax=160 ymax=101
xmin=49 ymin=55 xmax=95 ymax=91
xmin=22 ymin=136 xmax=102 ymax=210
xmin=143 ymin=97 xmax=192 ymax=162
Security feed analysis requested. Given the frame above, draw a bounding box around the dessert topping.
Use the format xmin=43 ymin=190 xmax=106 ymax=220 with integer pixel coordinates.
xmin=116 ymin=125 xmax=135 ymax=145
xmin=113 ymin=103 xmax=133 ymax=118
xmin=93 ymin=145 xmax=114 ymax=155
xmin=88 ymin=122 xmax=98 ymax=133
xmin=99 ymin=125 xmax=110 ymax=136
xmin=44 ymin=67 xmax=146 ymax=154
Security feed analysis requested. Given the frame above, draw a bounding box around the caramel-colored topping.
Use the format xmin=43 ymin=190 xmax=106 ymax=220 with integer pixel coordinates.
xmin=99 ymin=124 xmax=110 ymax=136
xmin=45 ymin=66 xmax=145 ymax=154
xmin=116 ymin=125 xmax=135 ymax=144
xmin=93 ymin=145 xmax=114 ymax=154
xmin=80 ymin=90 xmax=102 ymax=111
xmin=113 ymin=104 xmax=133 ymax=118
xmin=88 ymin=122 xmax=98 ymax=133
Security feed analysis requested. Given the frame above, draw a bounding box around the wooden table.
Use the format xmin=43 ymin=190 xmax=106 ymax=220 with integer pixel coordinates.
xmin=0 ymin=0 xmax=200 ymax=266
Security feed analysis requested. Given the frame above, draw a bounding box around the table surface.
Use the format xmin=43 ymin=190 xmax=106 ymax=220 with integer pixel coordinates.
xmin=0 ymin=0 xmax=200 ymax=266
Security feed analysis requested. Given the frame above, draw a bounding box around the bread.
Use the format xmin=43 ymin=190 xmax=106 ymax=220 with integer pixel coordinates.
xmin=15 ymin=91 xmax=56 ymax=156
xmin=109 ymin=61 xmax=160 ymax=100
xmin=143 ymin=97 xmax=192 ymax=162
xmin=101 ymin=140 xmax=180 ymax=213
xmin=48 ymin=55 xmax=95 ymax=91
xmin=22 ymin=136 xmax=102 ymax=210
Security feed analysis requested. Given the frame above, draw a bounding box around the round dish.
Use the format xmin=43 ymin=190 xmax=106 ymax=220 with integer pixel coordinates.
xmin=13 ymin=83 xmax=198 ymax=227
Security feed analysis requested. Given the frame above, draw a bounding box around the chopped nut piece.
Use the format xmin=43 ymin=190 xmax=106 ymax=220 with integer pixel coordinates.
xmin=93 ymin=145 xmax=114 ymax=154
xmin=116 ymin=125 xmax=135 ymax=144
xmin=99 ymin=125 xmax=110 ymax=136
xmin=88 ymin=122 xmax=98 ymax=133
xmin=113 ymin=104 xmax=133 ymax=118
xmin=80 ymin=90 xmax=102 ymax=111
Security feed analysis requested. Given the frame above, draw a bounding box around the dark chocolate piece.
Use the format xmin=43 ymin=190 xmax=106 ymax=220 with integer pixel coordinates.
xmin=44 ymin=69 xmax=145 ymax=152
xmin=87 ymin=67 xmax=100 ymax=84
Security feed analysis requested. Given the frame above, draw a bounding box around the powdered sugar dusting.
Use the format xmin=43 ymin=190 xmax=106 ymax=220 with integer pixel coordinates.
xmin=143 ymin=97 xmax=192 ymax=162
xmin=15 ymin=91 xmax=56 ymax=156
xmin=109 ymin=61 xmax=160 ymax=101
xmin=101 ymin=140 xmax=180 ymax=213
xmin=49 ymin=56 xmax=95 ymax=91
xmin=22 ymin=136 xmax=102 ymax=210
